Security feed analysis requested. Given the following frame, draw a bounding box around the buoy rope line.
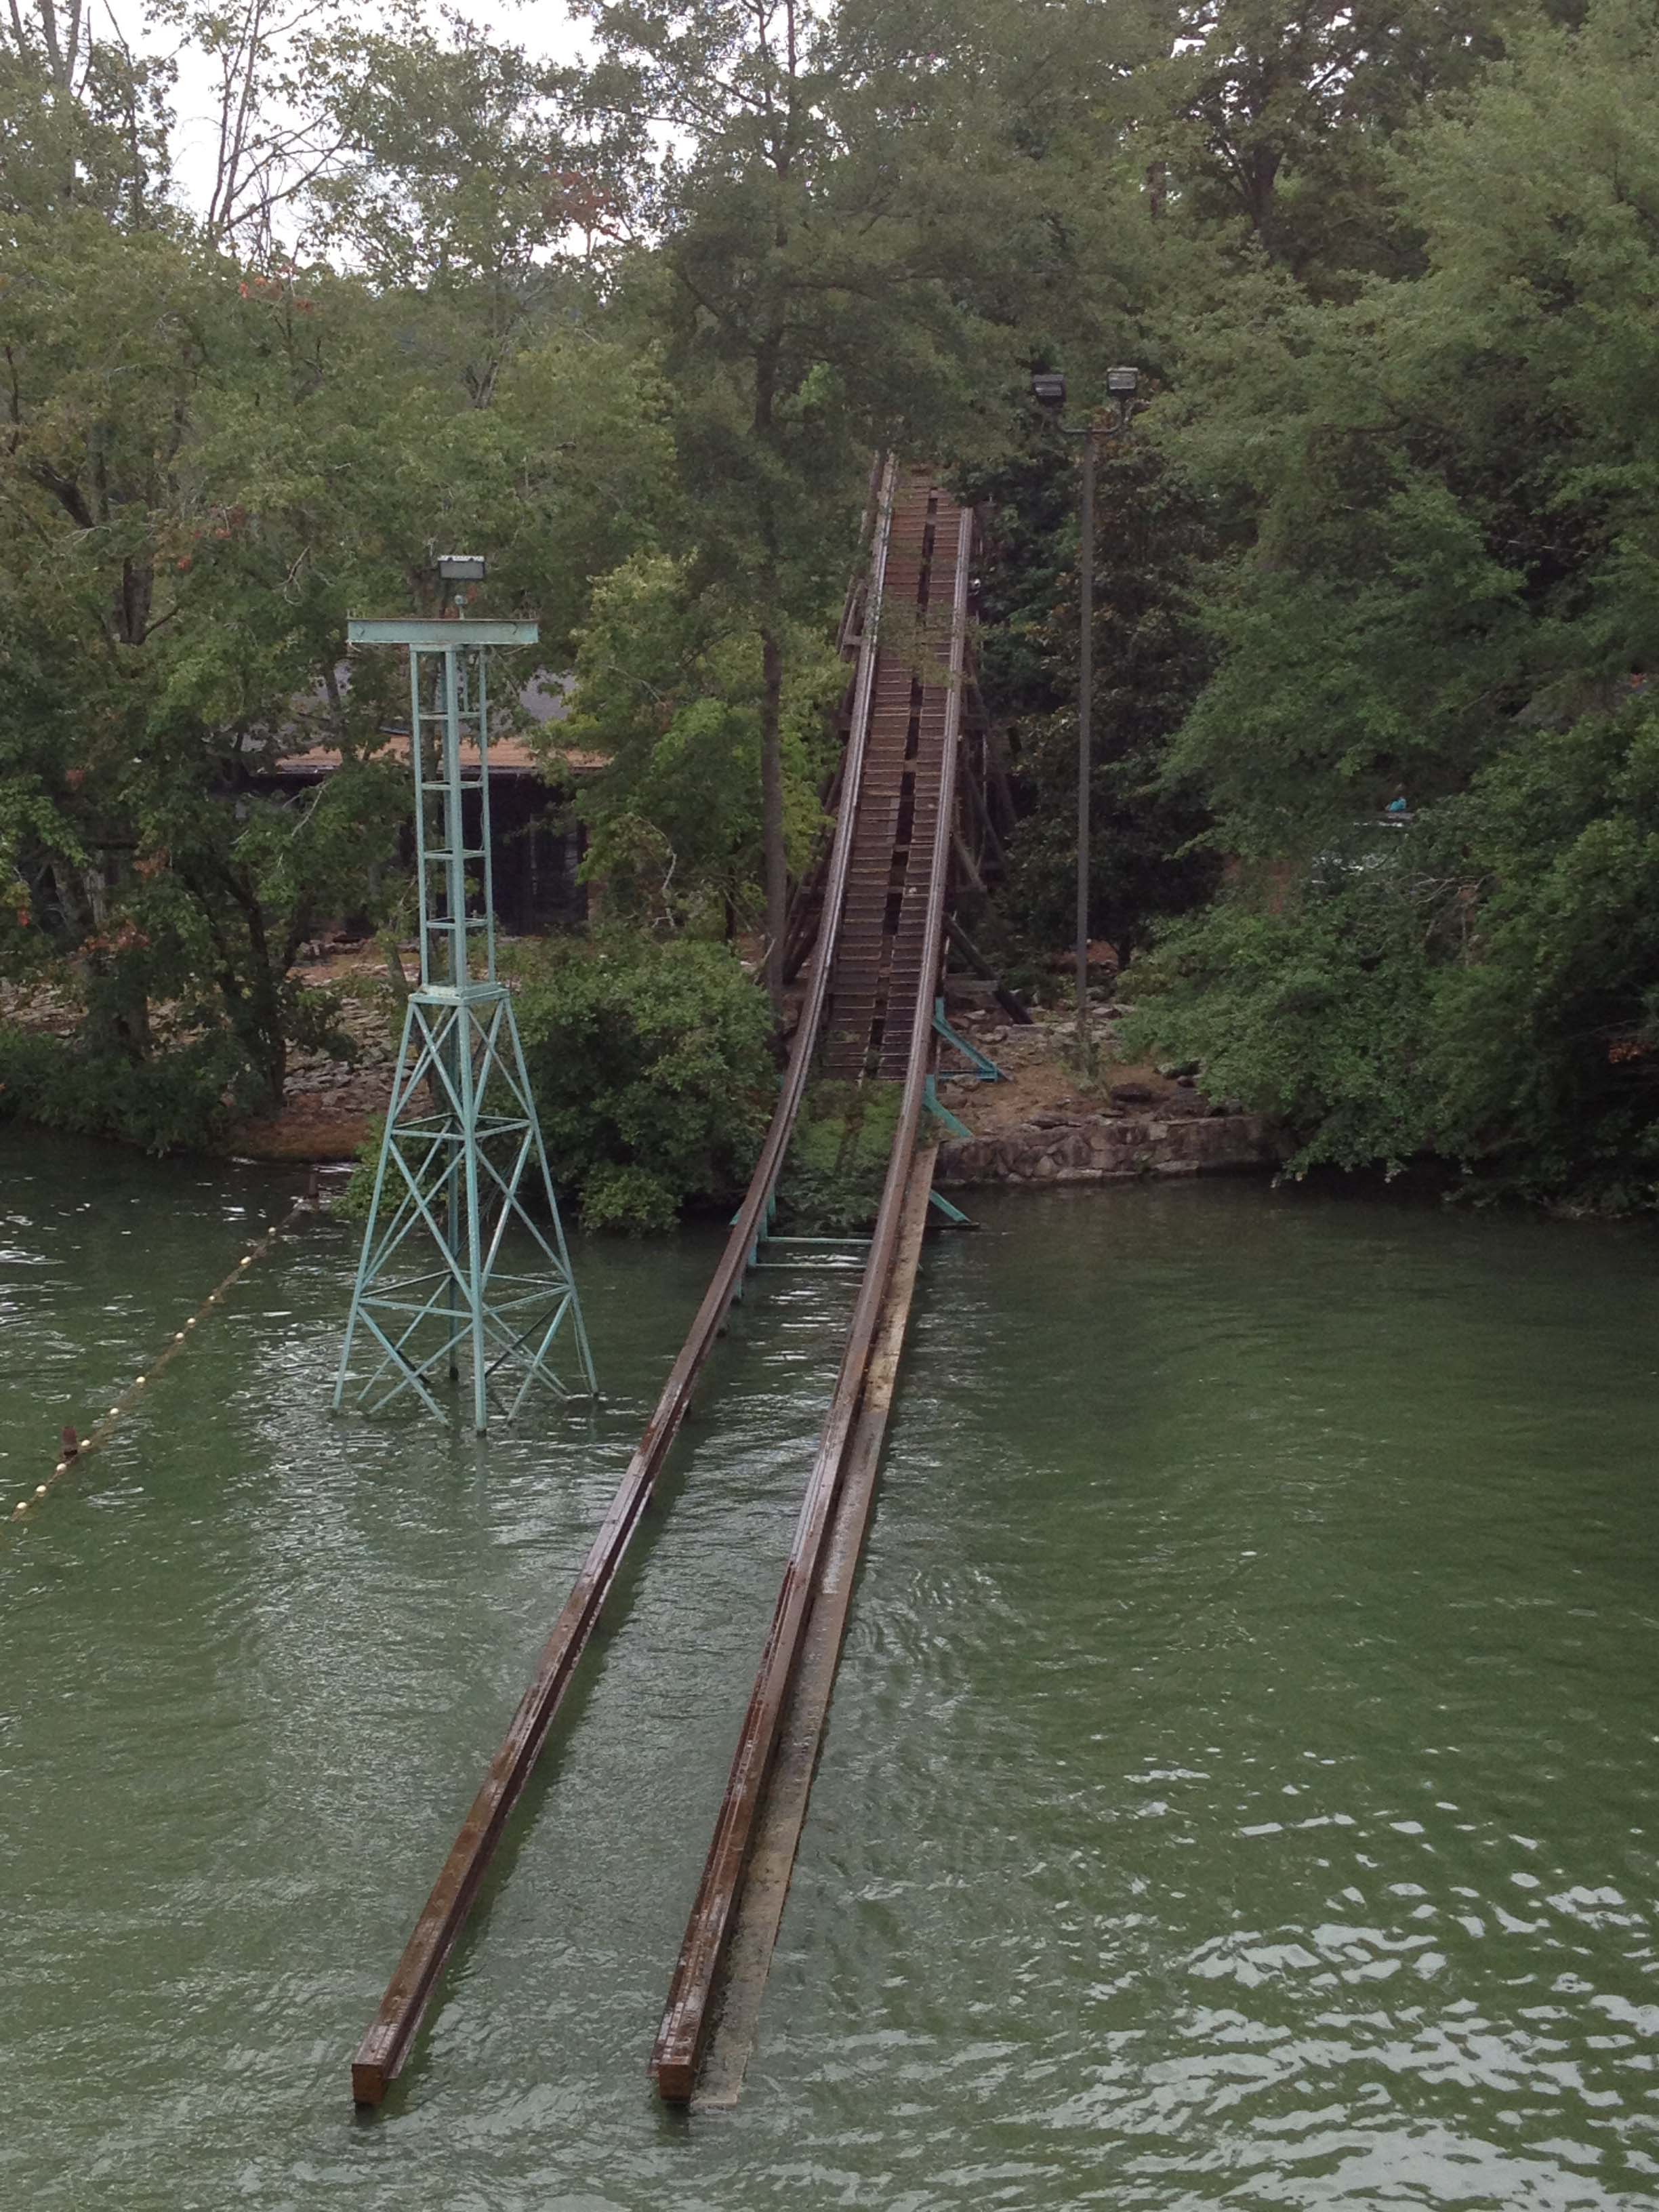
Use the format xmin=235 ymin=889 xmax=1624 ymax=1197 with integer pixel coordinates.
xmin=7 ymin=1185 xmax=320 ymax=1530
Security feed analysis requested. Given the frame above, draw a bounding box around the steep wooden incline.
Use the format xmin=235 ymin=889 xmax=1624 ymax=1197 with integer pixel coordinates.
xmin=821 ymin=469 xmax=965 ymax=1079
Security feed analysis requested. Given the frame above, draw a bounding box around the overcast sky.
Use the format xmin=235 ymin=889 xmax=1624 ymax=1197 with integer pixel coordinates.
xmin=148 ymin=0 xmax=593 ymax=216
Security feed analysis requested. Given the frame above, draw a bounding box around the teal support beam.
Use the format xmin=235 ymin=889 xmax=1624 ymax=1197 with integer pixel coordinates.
xmin=933 ymin=996 xmax=1005 ymax=1082
xmin=924 ymin=1076 xmax=975 ymax=1224
xmin=928 ymin=1188 xmax=973 ymax=1227
xmin=923 ymin=1075 xmax=972 ymax=1141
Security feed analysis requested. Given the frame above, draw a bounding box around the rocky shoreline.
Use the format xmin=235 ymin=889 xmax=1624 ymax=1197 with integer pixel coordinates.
xmin=930 ymin=995 xmax=1284 ymax=1189
xmin=937 ymin=1105 xmax=1283 ymax=1187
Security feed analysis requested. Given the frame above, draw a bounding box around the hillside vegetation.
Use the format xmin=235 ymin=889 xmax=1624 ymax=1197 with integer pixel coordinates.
xmin=4 ymin=0 xmax=1658 ymax=1204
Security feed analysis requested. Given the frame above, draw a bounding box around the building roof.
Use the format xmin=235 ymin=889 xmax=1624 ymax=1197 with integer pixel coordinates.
xmin=271 ymin=667 xmax=607 ymax=780
xmin=273 ymin=730 xmax=607 ymax=779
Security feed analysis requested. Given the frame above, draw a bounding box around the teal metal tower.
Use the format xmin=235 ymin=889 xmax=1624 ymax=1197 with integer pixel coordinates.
xmin=333 ymin=611 xmax=595 ymax=1428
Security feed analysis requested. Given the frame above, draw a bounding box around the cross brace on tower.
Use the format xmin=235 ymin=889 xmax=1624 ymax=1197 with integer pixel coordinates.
xmin=333 ymin=611 xmax=594 ymax=1429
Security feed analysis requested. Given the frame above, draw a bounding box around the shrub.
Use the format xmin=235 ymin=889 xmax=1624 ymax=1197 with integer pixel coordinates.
xmin=1122 ymin=862 xmax=1434 ymax=1176
xmin=777 ymin=1080 xmax=902 ymax=1231
xmin=512 ymin=928 xmax=774 ymax=1227
xmin=332 ymin=1115 xmax=384 ymax=1222
xmin=1124 ymin=703 xmax=1659 ymax=1206
xmin=0 ymin=1025 xmax=239 ymax=1154
xmin=580 ymin=1162 xmax=681 ymax=1233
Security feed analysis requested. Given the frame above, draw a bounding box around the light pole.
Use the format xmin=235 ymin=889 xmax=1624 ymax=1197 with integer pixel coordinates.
xmin=1032 ymin=365 xmax=1140 ymax=1070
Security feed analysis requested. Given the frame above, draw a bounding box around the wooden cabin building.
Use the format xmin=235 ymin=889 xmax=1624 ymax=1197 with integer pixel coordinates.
xmin=264 ymin=676 xmax=601 ymax=939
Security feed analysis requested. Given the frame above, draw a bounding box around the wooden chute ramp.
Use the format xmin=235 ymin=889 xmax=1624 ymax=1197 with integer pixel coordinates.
xmin=350 ymin=464 xmax=994 ymax=2112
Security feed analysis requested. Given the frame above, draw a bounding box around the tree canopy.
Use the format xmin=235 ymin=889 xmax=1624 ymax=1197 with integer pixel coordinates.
xmin=5 ymin=0 xmax=1659 ymax=1203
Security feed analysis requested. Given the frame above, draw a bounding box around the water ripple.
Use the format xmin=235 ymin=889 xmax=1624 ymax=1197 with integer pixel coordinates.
xmin=7 ymin=1158 xmax=1659 ymax=2207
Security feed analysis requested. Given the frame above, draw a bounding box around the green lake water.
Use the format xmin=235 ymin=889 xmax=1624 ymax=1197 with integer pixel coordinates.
xmin=4 ymin=1132 xmax=1659 ymax=2209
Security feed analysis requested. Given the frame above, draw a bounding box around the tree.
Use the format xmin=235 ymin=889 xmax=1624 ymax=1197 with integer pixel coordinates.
xmin=1127 ymin=0 xmax=1659 ymax=1200
xmin=1 ymin=0 xmax=172 ymax=225
xmin=0 ymin=215 xmax=408 ymax=1102
xmin=295 ymin=7 xmax=639 ymax=397
xmin=1146 ymin=0 xmax=1525 ymax=287
xmin=965 ymin=424 xmax=1221 ymax=962
xmin=576 ymin=0 xmax=1158 ymax=997
xmin=553 ymin=551 xmax=842 ymax=932
xmin=0 ymin=9 xmax=672 ymax=1125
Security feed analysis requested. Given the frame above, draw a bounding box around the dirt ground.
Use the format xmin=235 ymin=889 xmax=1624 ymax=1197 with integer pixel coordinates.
xmin=934 ymin=987 xmax=1214 ymax=1134
xmin=232 ymin=966 xmax=1208 ymax=1165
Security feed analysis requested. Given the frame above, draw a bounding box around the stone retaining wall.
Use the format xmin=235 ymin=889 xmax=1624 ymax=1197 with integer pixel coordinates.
xmin=937 ymin=1110 xmax=1284 ymax=1187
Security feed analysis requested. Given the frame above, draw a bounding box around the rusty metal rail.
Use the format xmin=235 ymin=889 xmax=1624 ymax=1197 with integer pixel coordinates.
xmin=651 ymin=486 xmax=975 ymax=2104
xmin=679 ymin=1143 xmax=939 ymax=2110
xmin=348 ymin=462 xmax=900 ymax=2108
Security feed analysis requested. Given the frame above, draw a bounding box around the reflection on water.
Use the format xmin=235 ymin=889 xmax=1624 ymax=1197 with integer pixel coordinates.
xmin=4 ymin=1133 xmax=1659 ymax=2209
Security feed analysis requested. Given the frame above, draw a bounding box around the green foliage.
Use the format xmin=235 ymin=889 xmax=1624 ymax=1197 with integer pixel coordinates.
xmin=333 ymin=1115 xmax=386 ymax=1222
xmin=12 ymin=0 xmax=1655 ymax=1214
xmin=0 ymin=6 xmax=672 ymax=1132
xmin=1422 ymin=705 xmax=1659 ymax=1202
xmin=964 ymin=434 xmax=1222 ymax=962
xmin=1143 ymin=0 xmax=1522 ymax=287
xmin=577 ymin=0 xmax=1144 ymax=989
xmin=557 ymin=553 xmax=843 ymax=932
xmin=1130 ymin=696 xmax=1659 ymax=1204
xmin=579 ymin=1163 xmax=682 ymax=1235
xmin=1147 ymin=0 xmax=1659 ymax=861
xmin=1120 ymin=0 xmax=1659 ymax=1206
xmin=1123 ymin=854 xmax=1438 ymax=1174
xmin=777 ymin=1082 xmax=902 ymax=1232
xmin=512 ymin=929 xmax=774 ymax=1225
xmin=0 ymin=1026 xmax=239 ymax=1153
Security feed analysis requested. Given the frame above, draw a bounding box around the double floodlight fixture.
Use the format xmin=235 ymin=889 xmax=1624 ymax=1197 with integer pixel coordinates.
xmin=1029 ymin=366 xmax=1141 ymax=422
xmin=436 ymin=552 xmax=487 ymax=585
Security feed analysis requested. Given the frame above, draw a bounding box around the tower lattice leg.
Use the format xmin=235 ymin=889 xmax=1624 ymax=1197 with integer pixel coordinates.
xmin=333 ymin=985 xmax=594 ymax=1428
